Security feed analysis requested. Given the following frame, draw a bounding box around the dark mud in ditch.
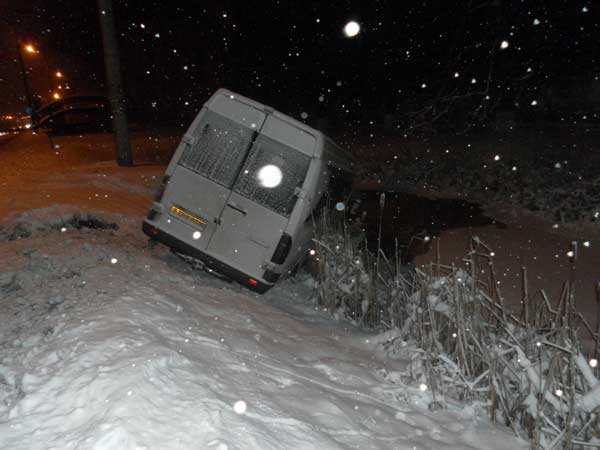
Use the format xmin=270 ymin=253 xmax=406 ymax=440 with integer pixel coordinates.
xmin=356 ymin=191 xmax=505 ymax=261
xmin=0 ymin=213 xmax=118 ymax=242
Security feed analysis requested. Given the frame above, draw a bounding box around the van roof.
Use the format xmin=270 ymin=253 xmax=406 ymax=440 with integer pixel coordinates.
xmin=206 ymin=88 xmax=318 ymax=137
xmin=205 ymin=89 xmax=354 ymax=172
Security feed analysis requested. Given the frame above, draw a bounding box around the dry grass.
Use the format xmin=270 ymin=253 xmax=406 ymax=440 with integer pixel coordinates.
xmin=314 ymin=208 xmax=600 ymax=449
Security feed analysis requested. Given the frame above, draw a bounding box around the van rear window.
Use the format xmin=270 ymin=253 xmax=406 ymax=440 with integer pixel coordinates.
xmin=233 ymin=135 xmax=311 ymax=217
xmin=178 ymin=112 xmax=256 ymax=189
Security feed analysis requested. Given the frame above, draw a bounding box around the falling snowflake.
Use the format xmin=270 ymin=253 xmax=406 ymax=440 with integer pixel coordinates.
xmin=421 ymin=83 xmax=427 ymax=88
xmin=300 ymin=112 xmax=308 ymax=119
xmin=343 ymin=21 xmax=360 ymax=37
xmin=454 ymin=72 xmax=459 ymax=78
xmin=494 ymin=155 xmax=500 ymax=161
xmin=500 ymin=40 xmax=509 ymax=49
xmin=531 ymin=100 xmax=538 ymax=106
xmin=471 ymin=78 xmax=477 ymax=84
xmin=110 ymin=258 xmax=118 ymax=264
xmin=533 ymin=18 xmax=540 ymax=25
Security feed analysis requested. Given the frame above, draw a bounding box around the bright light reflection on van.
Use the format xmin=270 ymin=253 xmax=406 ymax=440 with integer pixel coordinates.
xmin=257 ymin=164 xmax=283 ymax=188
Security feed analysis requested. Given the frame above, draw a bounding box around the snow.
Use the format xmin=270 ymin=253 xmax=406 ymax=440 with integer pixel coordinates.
xmin=0 ymin=132 xmax=527 ymax=449
xmin=0 ymin=221 xmax=525 ymax=450
xmin=343 ymin=21 xmax=360 ymax=38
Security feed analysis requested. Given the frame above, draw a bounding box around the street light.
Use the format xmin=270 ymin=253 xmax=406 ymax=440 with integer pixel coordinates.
xmin=55 ymin=71 xmax=62 ymax=78
xmin=52 ymin=92 xmax=61 ymax=100
xmin=16 ymin=40 xmax=37 ymax=129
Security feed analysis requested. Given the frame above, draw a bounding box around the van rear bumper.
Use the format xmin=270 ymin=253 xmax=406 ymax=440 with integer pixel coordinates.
xmin=142 ymin=221 xmax=273 ymax=293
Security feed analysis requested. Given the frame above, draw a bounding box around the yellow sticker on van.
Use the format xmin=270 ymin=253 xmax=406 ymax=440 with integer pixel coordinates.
xmin=170 ymin=205 xmax=207 ymax=227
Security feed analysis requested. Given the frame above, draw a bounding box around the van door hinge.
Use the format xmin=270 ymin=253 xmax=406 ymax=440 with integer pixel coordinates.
xmin=294 ymin=187 xmax=307 ymax=199
xmin=182 ymin=134 xmax=198 ymax=146
xmin=213 ymin=217 xmax=222 ymax=225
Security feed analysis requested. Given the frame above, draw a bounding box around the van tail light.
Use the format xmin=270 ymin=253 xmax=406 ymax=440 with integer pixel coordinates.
xmin=154 ymin=175 xmax=171 ymax=202
xmin=271 ymin=233 xmax=292 ymax=264
xmin=248 ymin=278 xmax=258 ymax=286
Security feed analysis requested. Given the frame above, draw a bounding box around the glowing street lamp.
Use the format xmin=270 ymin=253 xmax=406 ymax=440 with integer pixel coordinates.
xmin=16 ymin=40 xmax=38 ymax=128
xmin=52 ymin=92 xmax=61 ymax=100
xmin=55 ymin=71 xmax=63 ymax=78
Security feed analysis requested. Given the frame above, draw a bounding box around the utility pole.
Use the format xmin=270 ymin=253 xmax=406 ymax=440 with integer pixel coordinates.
xmin=16 ymin=40 xmax=37 ymax=129
xmin=97 ymin=0 xmax=133 ymax=166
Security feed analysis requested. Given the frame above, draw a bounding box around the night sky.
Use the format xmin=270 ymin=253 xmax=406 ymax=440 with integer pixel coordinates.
xmin=1 ymin=1 xmax=598 ymax=133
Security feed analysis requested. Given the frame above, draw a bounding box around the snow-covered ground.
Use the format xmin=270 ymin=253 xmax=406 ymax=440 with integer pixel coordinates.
xmin=1 ymin=132 xmax=528 ymax=449
xmin=0 ymin=218 xmax=525 ymax=450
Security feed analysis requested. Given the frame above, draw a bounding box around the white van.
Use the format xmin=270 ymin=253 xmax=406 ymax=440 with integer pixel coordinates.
xmin=143 ymin=89 xmax=353 ymax=292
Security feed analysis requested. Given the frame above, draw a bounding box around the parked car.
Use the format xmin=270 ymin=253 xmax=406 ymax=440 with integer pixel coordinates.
xmin=35 ymin=96 xmax=111 ymax=135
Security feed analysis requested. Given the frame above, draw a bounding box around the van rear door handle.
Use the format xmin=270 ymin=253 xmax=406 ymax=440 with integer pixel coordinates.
xmin=227 ymin=201 xmax=247 ymax=215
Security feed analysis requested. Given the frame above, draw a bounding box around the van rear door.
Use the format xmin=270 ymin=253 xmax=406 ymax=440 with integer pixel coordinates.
xmin=206 ymin=116 xmax=314 ymax=279
xmin=165 ymin=96 xmax=266 ymax=251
